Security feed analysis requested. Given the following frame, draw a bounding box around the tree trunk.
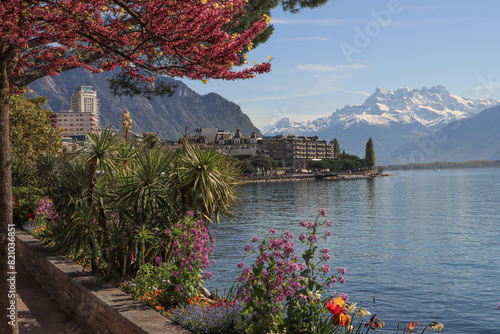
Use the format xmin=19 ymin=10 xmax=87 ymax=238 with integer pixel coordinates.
xmin=0 ymin=58 xmax=18 ymax=333
xmin=86 ymin=156 xmax=97 ymax=206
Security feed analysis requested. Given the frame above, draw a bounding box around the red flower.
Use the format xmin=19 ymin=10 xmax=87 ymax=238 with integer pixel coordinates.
xmin=365 ymin=314 xmax=380 ymax=330
xmin=404 ymin=320 xmax=419 ymax=333
xmin=326 ymin=297 xmax=350 ymax=326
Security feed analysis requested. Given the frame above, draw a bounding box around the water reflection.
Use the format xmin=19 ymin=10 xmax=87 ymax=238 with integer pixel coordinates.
xmin=208 ymin=170 xmax=500 ymax=333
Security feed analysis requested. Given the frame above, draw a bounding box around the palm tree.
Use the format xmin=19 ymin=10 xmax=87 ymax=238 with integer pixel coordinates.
xmin=77 ymin=128 xmax=122 ymax=206
xmin=111 ymin=146 xmax=176 ymax=269
xmin=51 ymin=160 xmax=88 ymax=216
xmin=35 ymin=153 xmax=60 ymax=194
xmin=171 ymin=141 xmax=242 ymax=223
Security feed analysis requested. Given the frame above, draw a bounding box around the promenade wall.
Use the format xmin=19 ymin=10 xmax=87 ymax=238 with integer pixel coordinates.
xmin=16 ymin=230 xmax=191 ymax=334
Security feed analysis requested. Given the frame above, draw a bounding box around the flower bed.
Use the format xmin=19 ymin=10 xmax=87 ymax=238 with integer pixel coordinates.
xmin=21 ymin=192 xmax=445 ymax=334
xmin=15 ymin=229 xmax=191 ymax=334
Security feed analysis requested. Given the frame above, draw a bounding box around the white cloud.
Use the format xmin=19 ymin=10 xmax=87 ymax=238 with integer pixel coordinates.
xmin=271 ymin=18 xmax=356 ymax=25
xmin=280 ymin=37 xmax=330 ymax=42
xmin=236 ymin=86 xmax=370 ymax=103
xmin=296 ymin=64 xmax=368 ymax=72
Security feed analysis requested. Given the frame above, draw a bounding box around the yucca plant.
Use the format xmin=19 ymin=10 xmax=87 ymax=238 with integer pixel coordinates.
xmin=78 ymin=127 xmax=122 ymax=207
xmin=35 ymin=153 xmax=61 ymax=194
xmin=171 ymin=141 xmax=242 ymax=224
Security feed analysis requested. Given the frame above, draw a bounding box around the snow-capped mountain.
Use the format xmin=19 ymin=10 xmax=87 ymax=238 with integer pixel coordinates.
xmin=262 ymin=86 xmax=499 ymax=163
xmin=264 ymin=86 xmax=498 ymax=136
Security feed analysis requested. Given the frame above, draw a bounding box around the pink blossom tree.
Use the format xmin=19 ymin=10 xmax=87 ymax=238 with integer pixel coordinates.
xmin=0 ymin=1 xmax=272 ymax=331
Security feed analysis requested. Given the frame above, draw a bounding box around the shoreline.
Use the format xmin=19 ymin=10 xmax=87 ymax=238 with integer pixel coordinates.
xmin=242 ymin=173 xmax=392 ymax=183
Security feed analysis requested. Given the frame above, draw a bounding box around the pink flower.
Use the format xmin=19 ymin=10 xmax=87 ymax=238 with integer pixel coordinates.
xmin=308 ymin=235 xmax=319 ymax=242
xmin=245 ymin=244 xmax=252 ymax=252
xmin=319 ymin=208 xmax=327 ymax=216
xmin=325 ymin=220 xmax=332 ymax=227
xmin=338 ymin=267 xmax=347 ymax=275
xmin=299 ymin=234 xmax=307 ymax=242
xmin=252 ymin=235 xmax=259 ymax=242
xmin=269 ymin=228 xmax=276 ymax=235
xmin=237 ymin=261 xmax=245 ymax=269
xmin=320 ymin=263 xmax=331 ymax=273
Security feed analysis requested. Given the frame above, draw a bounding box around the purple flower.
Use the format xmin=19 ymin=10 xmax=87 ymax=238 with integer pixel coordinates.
xmin=245 ymin=244 xmax=252 ymax=252
xmin=237 ymin=261 xmax=245 ymax=269
xmin=320 ymin=263 xmax=331 ymax=274
xmin=202 ymin=271 xmax=213 ymax=280
xmin=308 ymin=235 xmax=319 ymax=242
xmin=321 ymin=253 xmax=331 ymax=261
xmin=172 ymin=270 xmax=180 ymax=278
xmin=155 ymin=256 xmax=163 ymax=266
xmin=242 ymin=266 xmax=252 ymax=275
xmin=186 ymin=211 xmax=194 ymax=217
xmin=341 ymin=293 xmax=349 ymax=302
xmin=339 ymin=277 xmax=345 ymax=284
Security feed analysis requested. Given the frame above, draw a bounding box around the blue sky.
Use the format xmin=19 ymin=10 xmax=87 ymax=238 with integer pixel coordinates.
xmin=181 ymin=0 xmax=500 ymax=130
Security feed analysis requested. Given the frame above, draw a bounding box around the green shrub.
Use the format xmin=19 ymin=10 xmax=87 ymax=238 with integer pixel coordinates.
xmin=12 ymin=186 xmax=46 ymax=226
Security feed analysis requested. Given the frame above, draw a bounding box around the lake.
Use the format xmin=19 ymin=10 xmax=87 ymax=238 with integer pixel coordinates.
xmin=205 ymin=168 xmax=500 ymax=333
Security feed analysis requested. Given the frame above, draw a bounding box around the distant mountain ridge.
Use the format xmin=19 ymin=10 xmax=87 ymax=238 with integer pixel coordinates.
xmin=387 ymin=105 xmax=500 ymax=163
xmin=28 ymin=68 xmax=262 ymax=140
xmin=263 ymin=86 xmax=499 ymax=163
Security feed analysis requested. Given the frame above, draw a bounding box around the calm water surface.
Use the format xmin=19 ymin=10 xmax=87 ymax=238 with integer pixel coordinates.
xmin=206 ymin=168 xmax=500 ymax=333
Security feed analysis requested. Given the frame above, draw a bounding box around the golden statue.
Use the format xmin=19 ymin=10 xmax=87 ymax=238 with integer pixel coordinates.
xmin=122 ymin=109 xmax=133 ymax=139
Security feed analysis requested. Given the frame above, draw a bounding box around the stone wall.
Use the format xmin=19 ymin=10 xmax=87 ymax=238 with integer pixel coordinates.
xmin=16 ymin=230 xmax=191 ymax=334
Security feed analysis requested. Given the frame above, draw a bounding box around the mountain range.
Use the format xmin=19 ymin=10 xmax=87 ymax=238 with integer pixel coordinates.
xmin=262 ymin=86 xmax=499 ymax=164
xmin=388 ymin=105 xmax=500 ymax=163
xmin=27 ymin=68 xmax=261 ymax=140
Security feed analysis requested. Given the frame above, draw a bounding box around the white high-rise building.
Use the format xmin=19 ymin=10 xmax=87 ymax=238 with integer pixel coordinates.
xmin=50 ymin=86 xmax=100 ymax=137
xmin=71 ymin=86 xmax=100 ymax=116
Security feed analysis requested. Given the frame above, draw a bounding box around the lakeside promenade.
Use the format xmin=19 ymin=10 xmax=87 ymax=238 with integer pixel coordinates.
xmin=243 ymin=172 xmax=390 ymax=183
xmin=16 ymin=259 xmax=90 ymax=333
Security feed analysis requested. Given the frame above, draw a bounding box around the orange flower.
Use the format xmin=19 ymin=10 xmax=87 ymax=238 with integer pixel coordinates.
xmin=187 ymin=298 xmax=193 ymax=304
xmin=156 ymin=305 xmax=165 ymax=310
xmin=404 ymin=320 xmax=419 ymax=333
xmin=338 ymin=313 xmax=351 ymax=326
xmin=155 ymin=289 xmax=162 ymax=296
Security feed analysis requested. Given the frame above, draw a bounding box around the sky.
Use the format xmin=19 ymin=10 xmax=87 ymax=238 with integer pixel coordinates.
xmin=181 ymin=0 xmax=500 ymax=130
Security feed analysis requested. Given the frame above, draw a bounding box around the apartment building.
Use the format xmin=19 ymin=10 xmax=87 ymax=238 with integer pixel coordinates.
xmin=50 ymin=86 xmax=100 ymax=137
xmin=258 ymin=135 xmax=335 ymax=169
